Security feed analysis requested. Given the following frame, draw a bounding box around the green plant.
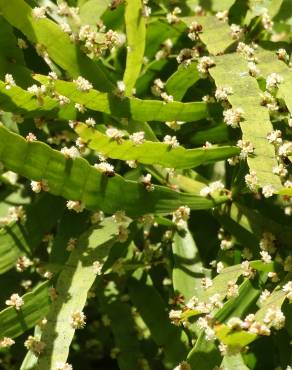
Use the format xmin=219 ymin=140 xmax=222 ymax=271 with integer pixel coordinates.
xmin=0 ymin=0 xmax=291 ymax=369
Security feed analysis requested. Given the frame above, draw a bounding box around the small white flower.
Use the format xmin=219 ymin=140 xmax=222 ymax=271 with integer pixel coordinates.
xmin=237 ymin=140 xmax=254 ymax=159
xmin=172 ymin=206 xmax=190 ymax=230
xmin=267 ymin=130 xmax=282 ymax=144
xmin=126 ymin=160 xmax=137 ymax=168
xmin=139 ymin=173 xmax=154 ymax=191
xmin=169 ymin=309 xmax=182 ymax=325
xmin=73 ymin=76 xmax=93 ymax=92
xmin=66 ymin=200 xmax=85 ymax=213
xmin=32 ymin=6 xmax=47 ymax=19
xmin=215 ymin=86 xmax=233 ymax=101
xmin=227 ymin=317 xmax=243 ymax=330
xmin=282 ymin=281 xmax=292 ymax=301
xmin=56 ymin=95 xmax=70 ymax=106
xmin=61 ymin=146 xmax=80 ymax=159
xmin=166 ymin=7 xmax=181 ymax=24
xmin=245 ymin=171 xmax=259 ymax=191
xmin=26 ymin=132 xmax=37 ymax=142
xmin=261 ymin=10 xmax=273 ymax=31
xmin=116 ymin=80 xmax=125 ymax=94
xmin=266 ymin=73 xmax=283 ymax=90
xmin=259 ymin=289 xmax=271 ymax=304
xmin=260 ymin=250 xmax=272 ymax=263
xmin=230 ymin=24 xmax=243 ymax=39
xmin=173 ymin=361 xmax=191 ymax=370
xmin=163 ymin=135 xmax=179 ymax=148
xmin=273 ymin=163 xmax=288 ymax=177
xmin=94 ymin=162 xmax=115 ymax=176
xmin=48 ymin=71 xmax=58 ymax=80
xmin=197 ymin=56 xmax=216 ymax=75
xmin=278 ymin=142 xmax=292 ymax=157
xmin=70 ymin=310 xmax=86 ymax=329
xmin=54 ymin=362 xmax=73 ymax=370
xmin=237 ymin=42 xmax=255 ymax=60
xmin=31 ymin=180 xmax=49 ymax=193
xmin=262 ymin=184 xmax=275 ymax=198
xmin=201 ymin=277 xmax=213 ymax=289
xmin=27 ymin=84 xmax=47 ymax=105
xmin=200 ymin=180 xmax=224 ymax=197
xmin=263 ymin=307 xmax=285 ymax=330
xmin=4 ymin=74 xmax=16 ymax=89
xmin=75 ymin=103 xmax=86 ymax=113
xmin=248 ymin=61 xmax=260 ymax=77
xmin=161 ymin=92 xmax=174 ymax=103
xmin=85 ymin=117 xmax=96 ymax=127
xmin=16 ymin=256 xmax=33 ymax=272
xmin=24 ymin=336 xmax=45 ymax=355
xmin=106 ymin=127 xmax=124 ymax=144
xmin=277 ymin=48 xmax=289 ymax=62
xmin=93 ymin=261 xmax=103 ymax=275
xmin=129 ymin=131 xmax=145 ymax=145
xmin=165 ymin=120 xmax=184 ymax=131
xmin=0 ymin=337 xmax=15 ymax=348
xmin=216 ymin=10 xmax=228 ymax=22
xmin=227 ymin=281 xmax=239 ymax=298
xmin=223 ymin=108 xmax=244 ymax=128
xmin=5 ymin=293 xmax=24 ymax=310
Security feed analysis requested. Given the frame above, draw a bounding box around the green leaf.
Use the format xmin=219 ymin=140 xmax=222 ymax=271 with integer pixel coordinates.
xmin=165 ymin=62 xmax=200 ymax=101
xmin=0 ymin=282 xmax=50 ymax=339
xmin=182 ymin=16 xmax=236 ymax=55
xmin=215 ymin=324 xmax=257 ymax=347
xmin=209 ymin=53 xmax=282 ymax=190
xmin=172 ymin=228 xmax=204 ymax=301
xmin=79 ymin=0 xmax=111 ymax=25
xmin=34 ymin=75 xmax=208 ymax=122
xmin=128 ymin=272 xmax=188 ymax=367
xmin=97 ymin=280 xmax=146 ymax=370
xmin=123 ymin=0 xmax=146 ymax=95
xmin=0 ymin=0 xmax=114 ymax=92
xmin=0 ymin=124 xmax=225 ymax=217
xmin=36 ymin=218 xmax=120 ymax=369
xmin=75 ymin=123 xmax=240 ymax=169
xmin=222 ymin=353 xmax=250 ymax=370
xmin=0 ymin=194 xmax=64 ymax=274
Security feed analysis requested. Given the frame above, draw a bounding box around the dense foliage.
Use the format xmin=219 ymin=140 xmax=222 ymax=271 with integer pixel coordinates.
xmin=0 ymin=0 xmax=291 ymax=369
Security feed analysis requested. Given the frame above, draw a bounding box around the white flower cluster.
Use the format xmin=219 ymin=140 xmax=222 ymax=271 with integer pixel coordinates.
xmin=262 ymin=184 xmax=275 ymax=198
xmin=172 ymin=206 xmax=190 ymax=230
xmin=166 ymin=7 xmax=181 ymax=24
xmin=66 ymin=200 xmax=85 ymax=213
xmin=260 ymin=92 xmax=278 ymax=111
xmin=61 ymin=146 xmax=80 ymax=159
xmin=188 ymin=21 xmax=203 ymax=41
xmin=248 ymin=61 xmax=260 ymax=77
xmin=24 ymin=336 xmax=46 ymax=355
xmin=197 ymin=56 xmax=216 ymax=75
xmin=106 ymin=127 xmax=124 ymax=144
xmin=261 ymin=9 xmax=273 ymax=31
xmin=163 ymin=135 xmax=179 ymax=148
xmin=230 ymin=24 xmax=243 ymax=39
xmin=5 ymin=293 xmax=24 ymax=310
xmin=73 ymin=76 xmax=93 ymax=92
xmin=54 ymin=362 xmax=73 ymax=370
xmin=216 ymin=10 xmax=228 ymax=22
xmin=31 ymin=180 xmax=49 ymax=193
xmin=16 ymin=256 xmax=33 ymax=272
xmin=4 ymin=74 xmax=16 ymax=90
xmin=129 ymin=131 xmax=145 ymax=145
xmin=223 ymin=107 xmax=244 ymax=128
xmin=266 ymin=73 xmax=283 ymax=90
xmin=259 ymin=232 xmax=276 ymax=254
xmin=94 ymin=162 xmax=115 ymax=176
xmin=200 ymin=180 xmax=225 ymax=197
xmin=237 ymin=139 xmax=254 ymax=159
xmin=263 ymin=307 xmax=285 ymax=330
xmin=139 ymin=173 xmax=154 ymax=191
xmin=27 ymin=84 xmax=47 ymax=105
xmin=70 ymin=310 xmax=86 ymax=329
xmin=245 ymin=171 xmax=259 ymax=191
xmin=277 ymin=48 xmax=289 ymax=62
xmin=32 ymin=6 xmax=47 ymax=19
xmin=0 ymin=337 xmax=15 ymax=348
xmin=215 ymin=86 xmax=233 ymax=101
xmin=237 ymin=42 xmax=256 ymax=60
xmin=176 ymin=47 xmax=199 ymax=65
